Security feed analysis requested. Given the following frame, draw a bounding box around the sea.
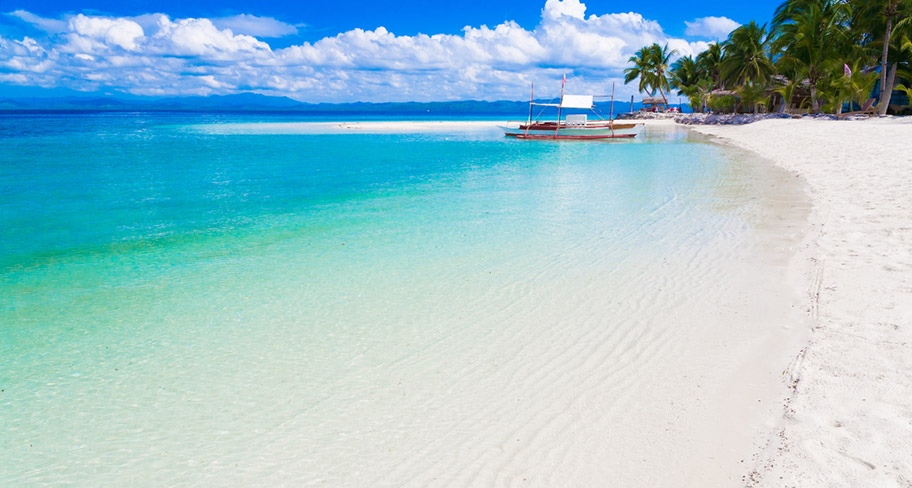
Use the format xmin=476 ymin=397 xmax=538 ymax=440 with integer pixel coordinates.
xmin=0 ymin=111 xmax=810 ymax=486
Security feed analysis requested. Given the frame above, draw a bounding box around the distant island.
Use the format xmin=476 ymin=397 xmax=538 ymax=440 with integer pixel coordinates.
xmin=0 ymin=91 xmax=682 ymax=114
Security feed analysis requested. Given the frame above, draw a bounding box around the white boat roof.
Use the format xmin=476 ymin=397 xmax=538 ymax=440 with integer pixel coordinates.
xmin=560 ymin=94 xmax=593 ymax=109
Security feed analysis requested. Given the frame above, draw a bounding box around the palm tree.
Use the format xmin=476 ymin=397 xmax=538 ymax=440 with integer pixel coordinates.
xmin=851 ymin=0 xmax=912 ymax=114
xmin=624 ymin=46 xmax=653 ymax=95
xmin=670 ymin=55 xmax=709 ymax=111
xmin=846 ymin=63 xmax=881 ymax=109
xmin=696 ymin=43 xmax=725 ymax=89
xmin=771 ymin=0 xmax=853 ymax=113
xmin=737 ymin=82 xmax=772 ymax=113
xmin=722 ymin=21 xmax=776 ymax=87
xmin=646 ymin=43 xmax=675 ymax=107
xmin=828 ymin=60 xmax=880 ymax=115
xmin=894 ymin=35 xmax=912 ymax=108
xmin=774 ymin=77 xmax=804 ymax=112
xmin=624 ymin=43 xmax=676 ymax=108
xmin=624 ymin=0 xmax=912 ymax=115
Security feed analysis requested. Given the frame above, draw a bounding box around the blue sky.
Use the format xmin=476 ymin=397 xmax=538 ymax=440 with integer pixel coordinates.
xmin=0 ymin=0 xmax=781 ymax=102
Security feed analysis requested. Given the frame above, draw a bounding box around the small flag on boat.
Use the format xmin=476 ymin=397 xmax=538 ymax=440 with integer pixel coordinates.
xmin=562 ymin=74 xmax=566 ymax=86
xmin=844 ymin=63 xmax=852 ymax=77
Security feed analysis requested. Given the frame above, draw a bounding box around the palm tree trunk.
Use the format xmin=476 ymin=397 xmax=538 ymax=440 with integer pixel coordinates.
xmin=878 ymin=12 xmax=894 ymax=116
xmin=810 ymin=84 xmax=820 ymax=114
xmin=881 ymin=62 xmax=898 ymax=115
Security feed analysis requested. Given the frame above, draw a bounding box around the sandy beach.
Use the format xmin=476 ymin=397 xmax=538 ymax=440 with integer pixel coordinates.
xmin=1 ymin=116 xmax=818 ymax=487
xmin=192 ymin=120 xmax=510 ymax=135
xmin=690 ymin=118 xmax=912 ymax=487
xmin=194 ymin=116 xmax=912 ymax=485
xmin=4 ymin=114 xmax=909 ymax=487
xmin=333 ymin=117 xmax=912 ymax=486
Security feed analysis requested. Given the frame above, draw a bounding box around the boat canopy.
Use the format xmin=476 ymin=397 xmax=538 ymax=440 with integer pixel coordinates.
xmin=560 ymin=94 xmax=593 ymax=109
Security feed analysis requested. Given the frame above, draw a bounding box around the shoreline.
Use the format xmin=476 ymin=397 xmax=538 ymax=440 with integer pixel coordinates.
xmin=185 ymin=117 xmax=818 ymax=486
xmin=7 ymin=114 xmax=905 ymax=485
xmin=318 ymin=116 xmax=912 ymax=485
xmin=188 ymin=115 xmax=911 ymax=485
xmin=688 ymin=117 xmax=912 ymax=487
xmin=188 ymin=118 xmax=679 ymax=135
xmin=1 ymin=117 xmax=816 ymax=486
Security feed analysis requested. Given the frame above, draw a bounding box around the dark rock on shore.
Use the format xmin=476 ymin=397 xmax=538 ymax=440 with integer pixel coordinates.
xmin=673 ymin=113 xmax=799 ymax=125
xmin=615 ymin=112 xmax=679 ymax=120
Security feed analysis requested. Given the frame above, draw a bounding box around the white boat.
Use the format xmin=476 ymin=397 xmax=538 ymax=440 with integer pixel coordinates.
xmin=501 ymin=81 xmax=643 ymax=140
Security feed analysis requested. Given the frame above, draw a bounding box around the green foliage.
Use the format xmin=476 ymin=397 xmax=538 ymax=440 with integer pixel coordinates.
xmin=895 ymin=83 xmax=912 ymax=107
xmin=707 ymin=94 xmax=737 ymax=113
xmin=737 ymin=82 xmax=772 ymax=113
xmin=696 ymin=43 xmax=725 ymax=89
xmin=623 ymin=0 xmax=912 ymax=115
xmin=840 ymin=61 xmax=880 ymax=109
xmin=623 ymin=43 xmax=676 ymax=106
xmin=773 ymin=78 xmax=806 ymax=112
xmin=624 ymin=46 xmax=652 ymax=94
xmin=670 ymin=55 xmax=698 ymax=93
xmin=771 ymin=0 xmax=853 ymax=113
xmin=721 ymin=22 xmax=776 ymax=87
xmin=670 ymin=55 xmax=712 ymax=111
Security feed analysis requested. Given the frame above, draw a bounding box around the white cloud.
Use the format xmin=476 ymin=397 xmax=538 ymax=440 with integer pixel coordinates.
xmin=0 ymin=3 xmax=715 ymax=102
xmin=153 ymin=16 xmax=270 ymax=57
xmin=542 ymin=0 xmax=587 ymax=21
xmin=5 ymin=10 xmax=68 ymax=33
xmin=69 ymin=14 xmax=144 ymax=51
xmin=684 ymin=16 xmax=740 ymax=40
xmin=211 ymin=14 xmax=298 ymax=38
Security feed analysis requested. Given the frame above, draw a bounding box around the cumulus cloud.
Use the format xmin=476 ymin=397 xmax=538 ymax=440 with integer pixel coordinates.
xmin=684 ymin=16 xmax=740 ymax=40
xmin=0 ymin=1 xmax=715 ymax=101
xmin=154 ymin=16 xmax=270 ymax=57
xmin=211 ymin=14 xmax=299 ymax=38
xmin=542 ymin=0 xmax=587 ymax=20
xmin=69 ymin=14 xmax=144 ymax=51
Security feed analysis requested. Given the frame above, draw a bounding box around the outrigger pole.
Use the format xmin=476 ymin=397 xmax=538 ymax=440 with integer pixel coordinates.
xmin=524 ymin=82 xmax=534 ymax=137
xmin=527 ymin=82 xmax=534 ymax=126
xmin=555 ymin=74 xmax=566 ymax=136
xmin=610 ymin=82 xmax=616 ymax=136
xmin=610 ymin=82 xmax=615 ymax=120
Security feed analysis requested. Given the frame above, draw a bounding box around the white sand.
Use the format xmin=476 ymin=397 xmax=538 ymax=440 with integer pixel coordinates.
xmin=183 ymin=117 xmax=911 ymax=486
xmin=191 ymin=120 xmax=510 ymax=134
xmin=689 ymin=118 xmax=912 ymax=487
xmin=169 ymin=120 xmax=817 ymax=486
xmin=336 ymin=120 xmax=507 ymax=131
xmin=335 ymin=119 xmax=668 ymax=131
xmin=191 ymin=119 xmax=666 ymax=135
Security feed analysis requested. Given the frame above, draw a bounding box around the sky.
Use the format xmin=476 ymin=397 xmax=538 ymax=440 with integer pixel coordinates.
xmin=0 ymin=0 xmax=781 ymax=102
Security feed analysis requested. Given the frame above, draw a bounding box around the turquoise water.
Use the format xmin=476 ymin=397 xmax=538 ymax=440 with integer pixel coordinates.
xmin=0 ymin=113 xmax=807 ymax=486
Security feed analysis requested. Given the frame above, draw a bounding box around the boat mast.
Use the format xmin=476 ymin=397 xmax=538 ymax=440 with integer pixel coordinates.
xmin=524 ymin=82 xmax=534 ymax=137
xmin=609 ymin=82 xmax=615 ymax=121
xmin=555 ymin=75 xmax=565 ymax=136
xmin=527 ymin=82 xmax=534 ymax=126
xmin=609 ymin=82 xmax=616 ymax=136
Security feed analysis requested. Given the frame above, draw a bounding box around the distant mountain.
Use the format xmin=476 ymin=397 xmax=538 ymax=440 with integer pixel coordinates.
xmin=154 ymin=93 xmax=306 ymax=109
xmin=0 ymin=96 xmax=137 ymax=111
xmin=0 ymin=92 xmax=533 ymax=113
xmin=0 ymin=91 xmax=689 ymax=114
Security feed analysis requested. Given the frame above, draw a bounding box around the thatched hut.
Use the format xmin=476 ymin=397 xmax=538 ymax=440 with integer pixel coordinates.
xmin=641 ymin=96 xmax=668 ymax=111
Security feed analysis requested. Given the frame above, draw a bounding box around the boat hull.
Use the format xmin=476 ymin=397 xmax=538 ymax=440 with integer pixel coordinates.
xmin=500 ymin=122 xmax=643 ymax=140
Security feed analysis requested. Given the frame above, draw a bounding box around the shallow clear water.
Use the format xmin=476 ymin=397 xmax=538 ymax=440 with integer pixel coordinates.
xmin=0 ymin=113 xmax=808 ymax=486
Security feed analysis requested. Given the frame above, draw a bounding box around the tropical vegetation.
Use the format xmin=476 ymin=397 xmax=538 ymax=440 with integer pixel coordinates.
xmin=624 ymin=43 xmax=675 ymax=108
xmin=627 ymin=0 xmax=912 ymax=115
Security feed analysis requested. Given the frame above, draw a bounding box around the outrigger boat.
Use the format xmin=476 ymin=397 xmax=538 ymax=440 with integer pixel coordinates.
xmin=501 ymin=79 xmax=643 ymax=140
